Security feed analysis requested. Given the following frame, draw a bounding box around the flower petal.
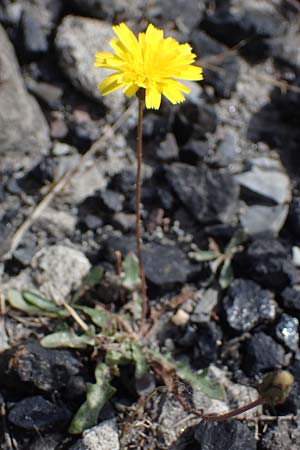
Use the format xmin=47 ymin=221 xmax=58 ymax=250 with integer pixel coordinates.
xmin=94 ymin=22 xmax=204 ymax=109
xmin=145 ymin=85 xmax=161 ymax=109
xmin=98 ymin=73 xmax=123 ymax=95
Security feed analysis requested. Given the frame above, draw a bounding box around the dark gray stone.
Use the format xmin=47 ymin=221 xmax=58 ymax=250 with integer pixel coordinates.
xmin=153 ymin=0 xmax=205 ymax=30
xmin=103 ymin=235 xmax=206 ymax=288
xmin=20 ymin=9 xmax=48 ymax=57
xmin=281 ymin=287 xmax=300 ymax=313
xmin=8 ymin=396 xmax=71 ymax=431
xmin=194 ymin=420 xmax=256 ymax=450
xmin=0 ymin=339 xmax=81 ymax=394
xmin=242 ymin=332 xmax=286 ymax=376
xmin=176 ymin=321 xmax=222 ymax=370
xmin=234 ymin=238 xmax=300 ymax=291
xmin=29 ymin=433 xmax=64 ymax=450
xmin=223 ymin=279 xmax=276 ymax=332
xmin=179 ymin=139 xmax=209 ymax=165
xmin=201 ymin=6 xmax=286 ymax=61
xmin=70 ymin=0 xmax=145 ymax=21
xmin=191 ymin=30 xmax=240 ymax=98
xmin=288 ymin=196 xmax=300 ymax=239
xmin=174 ymin=100 xmax=218 ymax=144
xmin=165 ymin=163 xmax=239 ymax=225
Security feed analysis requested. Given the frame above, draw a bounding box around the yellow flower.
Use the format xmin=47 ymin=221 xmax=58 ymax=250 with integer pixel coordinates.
xmin=94 ymin=23 xmax=203 ymax=109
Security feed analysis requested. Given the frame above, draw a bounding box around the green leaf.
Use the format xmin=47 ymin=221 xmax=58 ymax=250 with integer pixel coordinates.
xmin=68 ymin=362 xmax=116 ymax=434
xmin=122 ymin=253 xmax=141 ymax=291
xmin=23 ymin=290 xmax=66 ymax=315
xmin=189 ymin=250 xmax=220 ymax=262
xmin=225 ymin=229 xmax=247 ymax=254
xmin=72 ymin=266 xmax=104 ymax=303
xmin=219 ymin=257 xmax=233 ymax=289
xmin=74 ymin=305 xmax=110 ymax=329
xmin=150 ymin=350 xmax=224 ymax=400
xmin=131 ymin=342 xmax=148 ymax=378
xmin=176 ymin=363 xmax=225 ymax=400
xmin=7 ymin=289 xmax=56 ymax=316
xmin=41 ymin=330 xmax=96 ymax=349
xmin=105 ymin=339 xmax=132 ymax=367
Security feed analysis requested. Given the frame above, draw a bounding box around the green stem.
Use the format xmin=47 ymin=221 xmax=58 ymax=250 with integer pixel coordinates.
xmin=136 ymin=96 xmax=147 ymax=336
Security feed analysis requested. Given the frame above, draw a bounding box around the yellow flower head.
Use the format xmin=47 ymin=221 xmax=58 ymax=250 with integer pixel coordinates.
xmin=94 ymin=23 xmax=203 ymax=110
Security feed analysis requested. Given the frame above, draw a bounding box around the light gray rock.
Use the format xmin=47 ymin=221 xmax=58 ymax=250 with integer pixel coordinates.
xmin=55 ymin=16 xmax=125 ymax=118
xmin=240 ymin=203 xmax=289 ymax=237
xmin=70 ymin=419 xmax=119 ymax=450
xmin=2 ymin=0 xmax=62 ymax=32
xmin=191 ymin=289 xmax=219 ymax=323
xmin=262 ymin=419 xmax=300 ymax=450
xmin=32 ymin=245 xmax=91 ymax=299
xmin=235 ymin=157 xmax=291 ymax=205
xmin=0 ymin=24 xmax=50 ymax=157
xmin=34 ymin=208 xmax=77 ymax=239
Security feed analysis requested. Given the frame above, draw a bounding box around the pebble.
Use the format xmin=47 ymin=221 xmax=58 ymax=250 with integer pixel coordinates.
xmin=70 ymin=419 xmax=119 ymax=450
xmin=234 ymin=238 xmax=300 ymax=291
xmin=0 ymin=339 xmax=81 ymax=393
xmin=242 ymin=332 xmax=286 ymax=376
xmin=8 ymin=396 xmax=71 ymax=431
xmin=281 ymin=287 xmax=300 ymax=313
xmin=261 ymin=420 xmax=300 ymax=450
xmin=194 ymin=420 xmax=256 ymax=450
xmin=191 ymin=30 xmax=240 ymax=98
xmin=239 ymin=203 xmax=289 ymax=237
xmin=174 ymin=100 xmax=218 ymax=144
xmin=223 ymin=279 xmax=276 ymax=332
xmin=179 ymin=139 xmax=209 ymax=165
xmin=171 ymin=309 xmax=190 ymax=327
xmin=32 ymin=245 xmax=91 ymax=299
xmin=20 ymin=9 xmax=48 ymax=57
xmin=55 ymin=16 xmax=125 ymax=118
xmin=201 ymin=5 xmax=286 ymax=61
xmin=103 ymin=235 xmax=206 ymax=288
xmin=235 ymin=157 xmax=291 ymax=205
xmin=210 ymin=131 xmax=239 ymax=167
xmin=275 ymin=314 xmax=299 ymax=352
xmin=191 ymin=289 xmax=218 ymax=323
xmin=165 ymin=163 xmax=239 ymax=225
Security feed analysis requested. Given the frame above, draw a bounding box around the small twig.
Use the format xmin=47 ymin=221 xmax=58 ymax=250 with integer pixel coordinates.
xmin=1 ymin=101 xmax=136 ymax=261
xmin=62 ymin=302 xmax=90 ymax=333
xmin=50 ymin=286 xmax=90 ymax=333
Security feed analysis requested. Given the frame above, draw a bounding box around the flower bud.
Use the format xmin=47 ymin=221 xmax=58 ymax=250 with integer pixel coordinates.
xmin=257 ymin=370 xmax=294 ymax=405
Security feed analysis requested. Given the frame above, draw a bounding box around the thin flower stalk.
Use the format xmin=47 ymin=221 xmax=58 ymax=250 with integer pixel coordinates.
xmin=94 ymin=22 xmax=203 ymax=333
